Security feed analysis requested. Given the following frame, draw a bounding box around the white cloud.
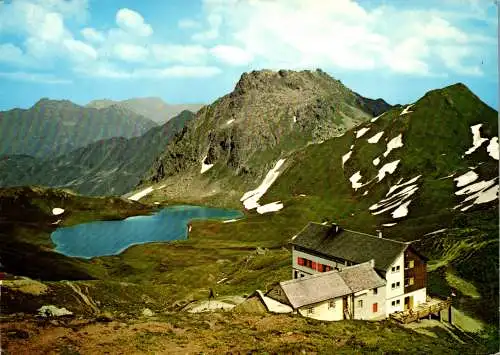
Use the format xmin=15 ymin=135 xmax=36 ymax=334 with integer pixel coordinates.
xmin=0 ymin=71 xmax=71 ymax=84
xmin=81 ymin=28 xmax=105 ymax=43
xmin=63 ymin=39 xmax=98 ymax=61
xmin=195 ymin=0 xmax=494 ymax=76
xmin=192 ymin=14 xmax=222 ymax=41
xmin=151 ymin=44 xmax=208 ymax=65
xmin=76 ymin=63 xmax=221 ymax=79
xmin=210 ymin=45 xmax=253 ymax=66
xmin=0 ymin=43 xmax=36 ymax=67
xmin=178 ymin=19 xmax=201 ymax=29
xmin=112 ymin=43 xmax=149 ymax=62
xmin=116 ymin=8 xmax=153 ymax=37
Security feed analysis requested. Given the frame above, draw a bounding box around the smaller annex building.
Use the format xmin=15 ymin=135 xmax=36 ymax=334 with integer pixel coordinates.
xmin=266 ymin=261 xmax=386 ymax=321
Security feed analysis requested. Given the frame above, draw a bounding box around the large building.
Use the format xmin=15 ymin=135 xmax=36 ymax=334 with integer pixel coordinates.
xmin=268 ymin=222 xmax=428 ymax=319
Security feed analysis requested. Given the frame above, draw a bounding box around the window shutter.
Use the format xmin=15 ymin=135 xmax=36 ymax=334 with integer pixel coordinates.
xmin=373 ymin=303 xmax=378 ymax=313
xmin=311 ymin=261 xmax=317 ymax=270
xmin=297 ymin=257 xmax=303 ymax=266
xmin=317 ymin=263 xmax=323 ymax=271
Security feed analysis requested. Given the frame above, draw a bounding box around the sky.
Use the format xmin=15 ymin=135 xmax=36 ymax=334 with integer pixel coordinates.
xmin=0 ymin=0 xmax=497 ymax=110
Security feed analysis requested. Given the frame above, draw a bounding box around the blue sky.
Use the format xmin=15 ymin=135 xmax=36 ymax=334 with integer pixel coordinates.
xmin=0 ymin=0 xmax=497 ymax=110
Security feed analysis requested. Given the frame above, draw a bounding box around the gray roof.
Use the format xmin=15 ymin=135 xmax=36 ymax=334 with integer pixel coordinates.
xmin=279 ymin=262 xmax=386 ymax=308
xmin=291 ymin=222 xmax=409 ymax=271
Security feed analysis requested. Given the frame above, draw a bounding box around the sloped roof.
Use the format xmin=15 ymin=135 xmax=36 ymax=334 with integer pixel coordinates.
xmin=291 ymin=222 xmax=409 ymax=271
xmin=279 ymin=262 xmax=386 ymax=308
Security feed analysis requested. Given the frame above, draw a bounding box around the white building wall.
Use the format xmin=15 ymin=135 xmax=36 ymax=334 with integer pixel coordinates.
xmin=297 ymin=297 xmax=344 ymax=321
xmin=385 ymin=252 xmax=405 ymax=316
xmin=404 ymin=288 xmax=427 ymax=307
xmin=352 ymin=285 xmax=386 ymax=320
xmin=292 ymin=248 xmax=348 ymax=278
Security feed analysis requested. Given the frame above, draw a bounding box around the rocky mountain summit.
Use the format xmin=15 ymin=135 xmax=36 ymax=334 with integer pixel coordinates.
xmin=145 ymin=69 xmax=390 ymax=190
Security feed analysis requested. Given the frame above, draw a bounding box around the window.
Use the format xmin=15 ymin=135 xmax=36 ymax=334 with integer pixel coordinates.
xmin=328 ymin=301 xmax=336 ymax=309
xmin=307 ymin=307 xmax=314 ymax=314
xmin=404 ymin=277 xmax=415 ymax=287
xmin=297 ymin=257 xmax=304 ymax=266
xmin=406 ymin=260 xmax=415 ymax=269
xmin=396 ymin=282 xmax=400 ymax=288
xmin=391 ymin=300 xmax=401 ymax=307
xmin=373 ymin=288 xmax=378 ymax=295
xmin=391 ymin=265 xmax=401 ymax=272
xmin=372 ymin=303 xmax=378 ymax=313
xmin=358 ymin=300 xmax=363 ymax=308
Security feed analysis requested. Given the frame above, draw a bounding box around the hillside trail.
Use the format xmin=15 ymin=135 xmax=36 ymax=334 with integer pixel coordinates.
xmin=65 ymin=281 xmax=100 ymax=314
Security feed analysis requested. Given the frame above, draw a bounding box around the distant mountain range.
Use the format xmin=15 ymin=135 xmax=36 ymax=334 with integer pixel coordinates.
xmin=0 ymin=110 xmax=195 ymax=196
xmin=86 ymin=97 xmax=205 ymax=123
xmin=0 ymin=98 xmax=158 ymax=158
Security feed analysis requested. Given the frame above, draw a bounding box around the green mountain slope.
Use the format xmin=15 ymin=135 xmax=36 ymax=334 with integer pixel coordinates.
xmin=0 ymin=110 xmax=195 ymax=196
xmin=0 ymin=98 xmax=158 ymax=158
xmin=86 ymin=97 xmax=205 ymax=123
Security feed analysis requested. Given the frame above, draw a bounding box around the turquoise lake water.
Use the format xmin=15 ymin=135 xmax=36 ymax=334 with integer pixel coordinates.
xmin=51 ymin=205 xmax=243 ymax=258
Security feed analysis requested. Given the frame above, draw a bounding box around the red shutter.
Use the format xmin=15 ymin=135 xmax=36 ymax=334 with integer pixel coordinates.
xmin=297 ymin=257 xmax=303 ymax=266
xmin=311 ymin=261 xmax=317 ymax=270
xmin=317 ymin=263 xmax=322 ymax=271
xmin=372 ymin=303 xmax=378 ymax=313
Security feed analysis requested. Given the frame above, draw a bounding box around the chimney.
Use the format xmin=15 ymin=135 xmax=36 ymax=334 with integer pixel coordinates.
xmin=370 ymin=259 xmax=375 ymax=268
xmin=376 ymin=229 xmax=382 ymax=238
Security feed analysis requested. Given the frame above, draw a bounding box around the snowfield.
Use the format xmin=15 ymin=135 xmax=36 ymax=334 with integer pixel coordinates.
xmin=128 ymin=187 xmax=154 ymax=201
xmin=454 ymin=171 xmax=479 ymax=188
xmin=201 ymin=155 xmax=214 ymax=174
xmin=383 ymin=134 xmax=404 ymax=157
xmin=400 ymin=104 xmax=414 ymax=116
xmin=465 ymin=124 xmax=488 ymax=155
xmin=371 ymin=113 xmax=384 ymax=122
xmin=369 ymin=175 xmax=420 ymax=219
xmin=373 ymin=157 xmax=381 ymax=166
xmin=367 ymin=131 xmax=384 ymax=144
xmin=226 ymin=119 xmax=235 ymax=125
xmin=349 ymin=171 xmax=363 ymax=190
xmin=241 ymin=159 xmax=286 ymax=211
xmin=256 ymin=202 xmax=284 ymax=214
xmin=356 ymin=127 xmax=371 ymax=138
xmin=52 ymin=208 xmax=65 ymax=216
xmin=487 ymin=137 xmax=499 ymax=160
xmin=377 ymin=160 xmax=400 ymax=182
xmin=342 ymin=150 xmax=352 ymax=168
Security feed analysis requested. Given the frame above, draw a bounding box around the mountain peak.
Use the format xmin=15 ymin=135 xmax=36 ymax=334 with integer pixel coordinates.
xmin=233 ymin=68 xmax=340 ymax=95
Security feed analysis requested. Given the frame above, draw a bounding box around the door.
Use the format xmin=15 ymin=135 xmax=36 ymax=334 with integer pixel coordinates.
xmin=343 ymin=296 xmax=348 ymax=319
xmin=404 ymin=296 xmax=413 ymax=310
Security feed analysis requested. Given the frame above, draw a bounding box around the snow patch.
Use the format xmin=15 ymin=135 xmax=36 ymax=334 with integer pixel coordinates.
xmin=377 ymin=160 xmax=400 ymax=182
xmin=223 ymin=219 xmax=241 ymax=223
xmin=371 ymin=113 xmax=384 ymax=122
xmin=293 ymin=115 xmax=297 ymax=123
xmin=356 ymin=127 xmax=371 ymax=138
xmin=438 ymin=173 xmax=455 ymax=180
xmin=38 ymin=305 xmax=73 ymax=317
xmin=350 ymin=145 xmax=355 ymax=149
xmin=367 ymin=131 xmax=384 ymax=144
xmin=52 ymin=208 xmax=64 ymax=216
xmin=400 ymin=104 xmax=414 ymax=116
xmin=153 ymin=202 xmax=160 ymax=205
xmin=454 ymin=171 xmax=478 ymax=188
xmin=369 ymin=175 xmax=419 ymax=218
xmin=362 ymin=191 xmax=369 ymax=196
xmin=382 ymin=223 xmax=397 ymax=227
xmin=349 ymin=171 xmax=363 ymax=190
xmin=424 ymin=229 xmax=447 ymax=236
xmin=383 ymin=134 xmax=404 ymax=157
xmin=392 ymin=200 xmax=411 ymax=218
xmin=128 ymin=187 xmax=154 ymax=201
xmin=454 ymin=176 xmax=499 ymax=211
xmin=158 ymin=185 xmax=166 ymax=189
xmin=201 ymin=155 xmax=214 ymax=174
xmin=51 ymin=219 xmax=62 ymax=225
xmin=342 ymin=151 xmax=352 ymax=168
xmin=373 ymin=157 xmax=381 ymax=166
xmin=226 ymin=119 xmax=235 ymax=125
xmin=256 ymin=201 xmax=284 ymax=214
xmin=465 ymin=124 xmax=488 ymax=155
xmin=487 ymin=137 xmax=499 ymax=160
xmin=241 ymin=159 xmax=286 ymax=210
